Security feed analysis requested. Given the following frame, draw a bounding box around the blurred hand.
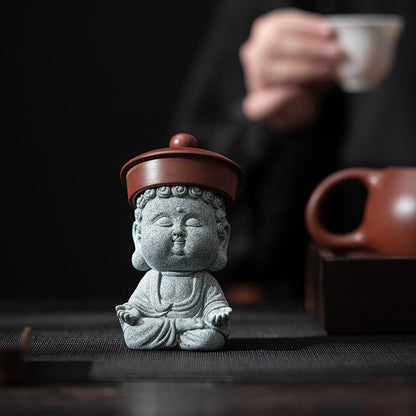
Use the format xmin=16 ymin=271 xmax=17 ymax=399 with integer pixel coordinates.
xmin=239 ymin=8 xmax=342 ymax=133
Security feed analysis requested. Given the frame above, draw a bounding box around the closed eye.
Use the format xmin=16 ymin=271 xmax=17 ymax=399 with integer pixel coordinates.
xmin=185 ymin=217 xmax=204 ymax=227
xmin=154 ymin=216 xmax=173 ymax=227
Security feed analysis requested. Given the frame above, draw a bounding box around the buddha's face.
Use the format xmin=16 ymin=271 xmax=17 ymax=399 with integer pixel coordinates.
xmin=137 ymin=196 xmax=220 ymax=272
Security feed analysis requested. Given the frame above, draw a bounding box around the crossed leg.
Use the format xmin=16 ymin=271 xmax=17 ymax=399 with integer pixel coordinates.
xmin=178 ymin=328 xmax=225 ymax=351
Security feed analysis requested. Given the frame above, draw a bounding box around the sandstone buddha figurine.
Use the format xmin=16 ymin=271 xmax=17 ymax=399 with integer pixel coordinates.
xmin=116 ymin=134 xmax=245 ymax=351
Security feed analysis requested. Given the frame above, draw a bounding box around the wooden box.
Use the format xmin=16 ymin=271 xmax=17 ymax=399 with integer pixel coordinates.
xmin=305 ymin=243 xmax=416 ymax=334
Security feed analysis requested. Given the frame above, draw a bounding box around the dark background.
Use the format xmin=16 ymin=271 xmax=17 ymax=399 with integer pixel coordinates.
xmin=5 ymin=1 xmax=219 ymax=299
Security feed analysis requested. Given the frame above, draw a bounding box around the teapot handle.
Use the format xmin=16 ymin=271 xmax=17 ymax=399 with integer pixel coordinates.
xmin=304 ymin=167 xmax=380 ymax=250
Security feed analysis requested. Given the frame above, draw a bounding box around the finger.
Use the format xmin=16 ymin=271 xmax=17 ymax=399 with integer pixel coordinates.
xmin=243 ymin=53 xmax=335 ymax=91
xmin=261 ymin=58 xmax=335 ymax=86
xmin=248 ymin=10 xmax=336 ymax=58
xmin=115 ymin=305 xmax=125 ymax=312
xmin=271 ymin=35 xmax=341 ymax=61
xmin=255 ymin=9 xmax=335 ymax=39
xmin=277 ymin=10 xmax=335 ymax=37
xmin=242 ymin=86 xmax=298 ymax=122
xmin=247 ymin=26 xmax=339 ymax=63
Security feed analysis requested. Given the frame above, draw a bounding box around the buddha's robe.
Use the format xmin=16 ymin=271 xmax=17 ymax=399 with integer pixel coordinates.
xmin=119 ymin=270 xmax=231 ymax=350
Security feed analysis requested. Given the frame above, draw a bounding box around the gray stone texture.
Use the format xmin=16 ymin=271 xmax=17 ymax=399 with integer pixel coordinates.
xmin=116 ymin=186 xmax=232 ymax=350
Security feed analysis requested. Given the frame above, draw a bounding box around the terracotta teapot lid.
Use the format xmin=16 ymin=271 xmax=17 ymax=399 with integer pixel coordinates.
xmin=120 ymin=133 xmax=245 ymax=211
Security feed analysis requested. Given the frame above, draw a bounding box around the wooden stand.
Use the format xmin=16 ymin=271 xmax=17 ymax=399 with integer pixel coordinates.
xmin=305 ymin=244 xmax=416 ymax=334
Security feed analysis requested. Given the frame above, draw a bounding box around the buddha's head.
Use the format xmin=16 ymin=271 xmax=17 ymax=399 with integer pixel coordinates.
xmin=131 ymin=185 xmax=231 ymax=273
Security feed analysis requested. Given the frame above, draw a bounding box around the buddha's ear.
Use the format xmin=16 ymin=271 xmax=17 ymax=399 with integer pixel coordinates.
xmin=131 ymin=221 xmax=150 ymax=271
xmin=132 ymin=221 xmax=141 ymax=243
xmin=210 ymin=223 xmax=231 ymax=272
xmin=219 ymin=223 xmax=231 ymax=248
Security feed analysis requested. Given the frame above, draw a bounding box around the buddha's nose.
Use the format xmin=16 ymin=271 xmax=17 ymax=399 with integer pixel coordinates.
xmin=171 ymin=228 xmax=186 ymax=241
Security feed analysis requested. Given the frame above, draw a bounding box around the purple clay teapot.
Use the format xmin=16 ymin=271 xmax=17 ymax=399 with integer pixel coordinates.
xmin=305 ymin=167 xmax=416 ymax=257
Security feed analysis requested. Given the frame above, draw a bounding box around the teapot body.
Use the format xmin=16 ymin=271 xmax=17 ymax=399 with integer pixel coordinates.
xmin=364 ymin=168 xmax=416 ymax=256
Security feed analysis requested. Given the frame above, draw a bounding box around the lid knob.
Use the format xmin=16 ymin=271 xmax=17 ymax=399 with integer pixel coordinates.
xmin=170 ymin=133 xmax=198 ymax=148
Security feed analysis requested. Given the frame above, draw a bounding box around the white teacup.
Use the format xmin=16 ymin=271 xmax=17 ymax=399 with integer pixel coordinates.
xmin=328 ymin=14 xmax=404 ymax=92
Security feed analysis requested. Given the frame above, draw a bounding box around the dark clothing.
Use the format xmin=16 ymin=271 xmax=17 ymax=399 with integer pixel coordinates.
xmin=170 ymin=0 xmax=416 ymax=298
